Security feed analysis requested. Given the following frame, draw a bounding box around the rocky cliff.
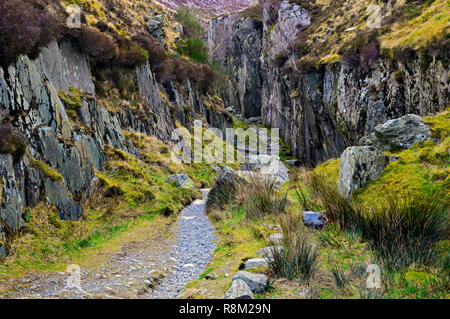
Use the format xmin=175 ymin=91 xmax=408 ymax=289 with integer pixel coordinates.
xmin=0 ymin=40 xmax=231 ymax=259
xmin=208 ymin=0 xmax=449 ymax=166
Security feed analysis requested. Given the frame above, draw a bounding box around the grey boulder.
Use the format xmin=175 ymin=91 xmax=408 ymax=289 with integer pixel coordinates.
xmin=338 ymin=146 xmax=386 ymax=200
xmin=224 ymin=279 xmax=253 ymax=299
xmin=232 ymin=271 xmax=267 ymax=293
xmin=245 ymin=258 xmax=269 ymax=269
xmin=374 ymin=114 xmax=431 ymax=150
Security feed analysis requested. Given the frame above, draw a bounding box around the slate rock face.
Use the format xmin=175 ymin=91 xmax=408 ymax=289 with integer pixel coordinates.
xmin=373 ymin=114 xmax=431 ymax=150
xmin=0 ymin=39 xmax=232 ymax=260
xmin=338 ymin=146 xmax=387 ymax=200
xmin=0 ymin=154 xmax=26 ymax=259
xmin=224 ymin=279 xmax=253 ymax=299
xmin=208 ymin=1 xmax=447 ymax=167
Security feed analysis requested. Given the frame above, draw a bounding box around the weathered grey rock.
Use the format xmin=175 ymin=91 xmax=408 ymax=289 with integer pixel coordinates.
xmin=241 ymin=155 xmax=289 ymax=183
xmin=166 ymin=174 xmax=195 ymax=189
xmin=256 ymin=246 xmax=284 ymax=259
xmin=268 ymin=233 xmax=284 ymax=244
xmin=338 ymin=146 xmax=387 ymax=200
xmin=302 ymin=211 xmax=326 ymax=229
xmin=232 ymin=271 xmax=267 ymax=293
xmin=245 ymin=258 xmax=269 ymax=269
xmin=0 ymin=154 xmax=26 ymax=259
xmin=44 ymin=179 xmax=83 ymax=220
xmin=224 ymin=279 xmax=253 ymax=299
xmin=374 ymin=114 xmax=431 ymax=150
xmin=206 ymin=167 xmax=244 ymax=209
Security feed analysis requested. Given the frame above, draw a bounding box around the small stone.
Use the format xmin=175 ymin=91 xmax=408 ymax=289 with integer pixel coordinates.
xmin=268 ymin=233 xmax=284 ymax=244
xmin=302 ymin=211 xmax=327 ymax=229
xmin=245 ymin=258 xmax=269 ymax=269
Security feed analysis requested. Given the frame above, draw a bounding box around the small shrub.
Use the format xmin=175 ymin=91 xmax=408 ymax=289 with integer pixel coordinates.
xmin=174 ymin=7 xmax=204 ymax=38
xmin=0 ymin=0 xmax=59 ymax=67
xmin=176 ymin=38 xmax=209 ymax=64
xmin=360 ymin=42 xmax=380 ymax=70
xmin=63 ymin=26 xmax=118 ymax=64
xmin=117 ymin=38 xmax=149 ymax=68
xmin=133 ymin=34 xmax=169 ymax=82
xmin=0 ymin=122 xmax=27 ymax=161
xmin=269 ymin=213 xmax=318 ymax=281
xmin=274 ymin=50 xmax=289 ymax=68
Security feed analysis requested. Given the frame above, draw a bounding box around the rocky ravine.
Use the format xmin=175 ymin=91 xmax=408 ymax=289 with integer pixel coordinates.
xmin=208 ymin=0 xmax=448 ymax=166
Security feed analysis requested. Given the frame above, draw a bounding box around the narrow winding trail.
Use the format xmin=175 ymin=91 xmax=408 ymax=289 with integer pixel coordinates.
xmin=0 ymin=190 xmax=217 ymax=299
xmin=148 ymin=189 xmax=217 ymax=298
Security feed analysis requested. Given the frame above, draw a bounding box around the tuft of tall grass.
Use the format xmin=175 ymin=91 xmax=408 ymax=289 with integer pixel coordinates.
xmin=236 ymin=176 xmax=288 ymax=219
xmin=307 ymin=172 xmax=360 ymax=231
xmin=268 ymin=213 xmax=318 ymax=281
xmin=358 ymin=193 xmax=449 ymax=271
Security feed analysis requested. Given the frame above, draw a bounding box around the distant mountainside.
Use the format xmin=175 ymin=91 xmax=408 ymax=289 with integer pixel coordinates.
xmin=154 ymin=0 xmax=256 ymax=17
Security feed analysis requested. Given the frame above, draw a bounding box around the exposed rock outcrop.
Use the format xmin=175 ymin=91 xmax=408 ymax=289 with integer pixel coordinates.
xmin=338 ymin=146 xmax=387 ymax=200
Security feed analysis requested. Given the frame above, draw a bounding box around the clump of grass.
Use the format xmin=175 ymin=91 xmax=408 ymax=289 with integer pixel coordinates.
xmin=307 ymin=172 xmax=360 ymax=231
xmin=236 ymin=176 xmax=287 ymax=220
xmin=268 ymin=213 xmax=318 ymax=282
xmin=358 ymin=193 xmax=449 ymax=271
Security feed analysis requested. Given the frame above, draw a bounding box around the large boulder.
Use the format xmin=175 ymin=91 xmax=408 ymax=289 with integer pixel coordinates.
xmin=338 ymin=146 xmax=387 ymax=200
xmin=165 ymin=174 xmax=195 ymax=189
xmin=224 ymin=279 xmax=253 ymax=299
xmin=206 ymin=166 xmax=244 ymax=210
xmin=232 ymin=271 xmax=267 ymax=293
xmin=373 ymin=114 xmax=431 ymax=150
xmin=241 ymin=155 xmax=289 ymax=183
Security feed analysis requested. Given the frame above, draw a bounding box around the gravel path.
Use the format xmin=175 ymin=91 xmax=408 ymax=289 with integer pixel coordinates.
xmin=0 ymin=189 xmax=216 ymax=299
xmin=148 ymin=189 xmax=216 ymax=298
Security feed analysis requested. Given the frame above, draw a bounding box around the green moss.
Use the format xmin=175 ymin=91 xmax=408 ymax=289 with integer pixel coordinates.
xmin=27 ymin=153 xmax=63 ymax=182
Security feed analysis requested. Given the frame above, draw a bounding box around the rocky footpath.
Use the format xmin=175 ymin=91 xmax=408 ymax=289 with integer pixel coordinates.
xmin=0 ymin=189 xmax=217 ymax=299
xmin=208 ymin=0 xmax=448 ymax=166
xmin=0 ymin=40 xmax=231 ymax=259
